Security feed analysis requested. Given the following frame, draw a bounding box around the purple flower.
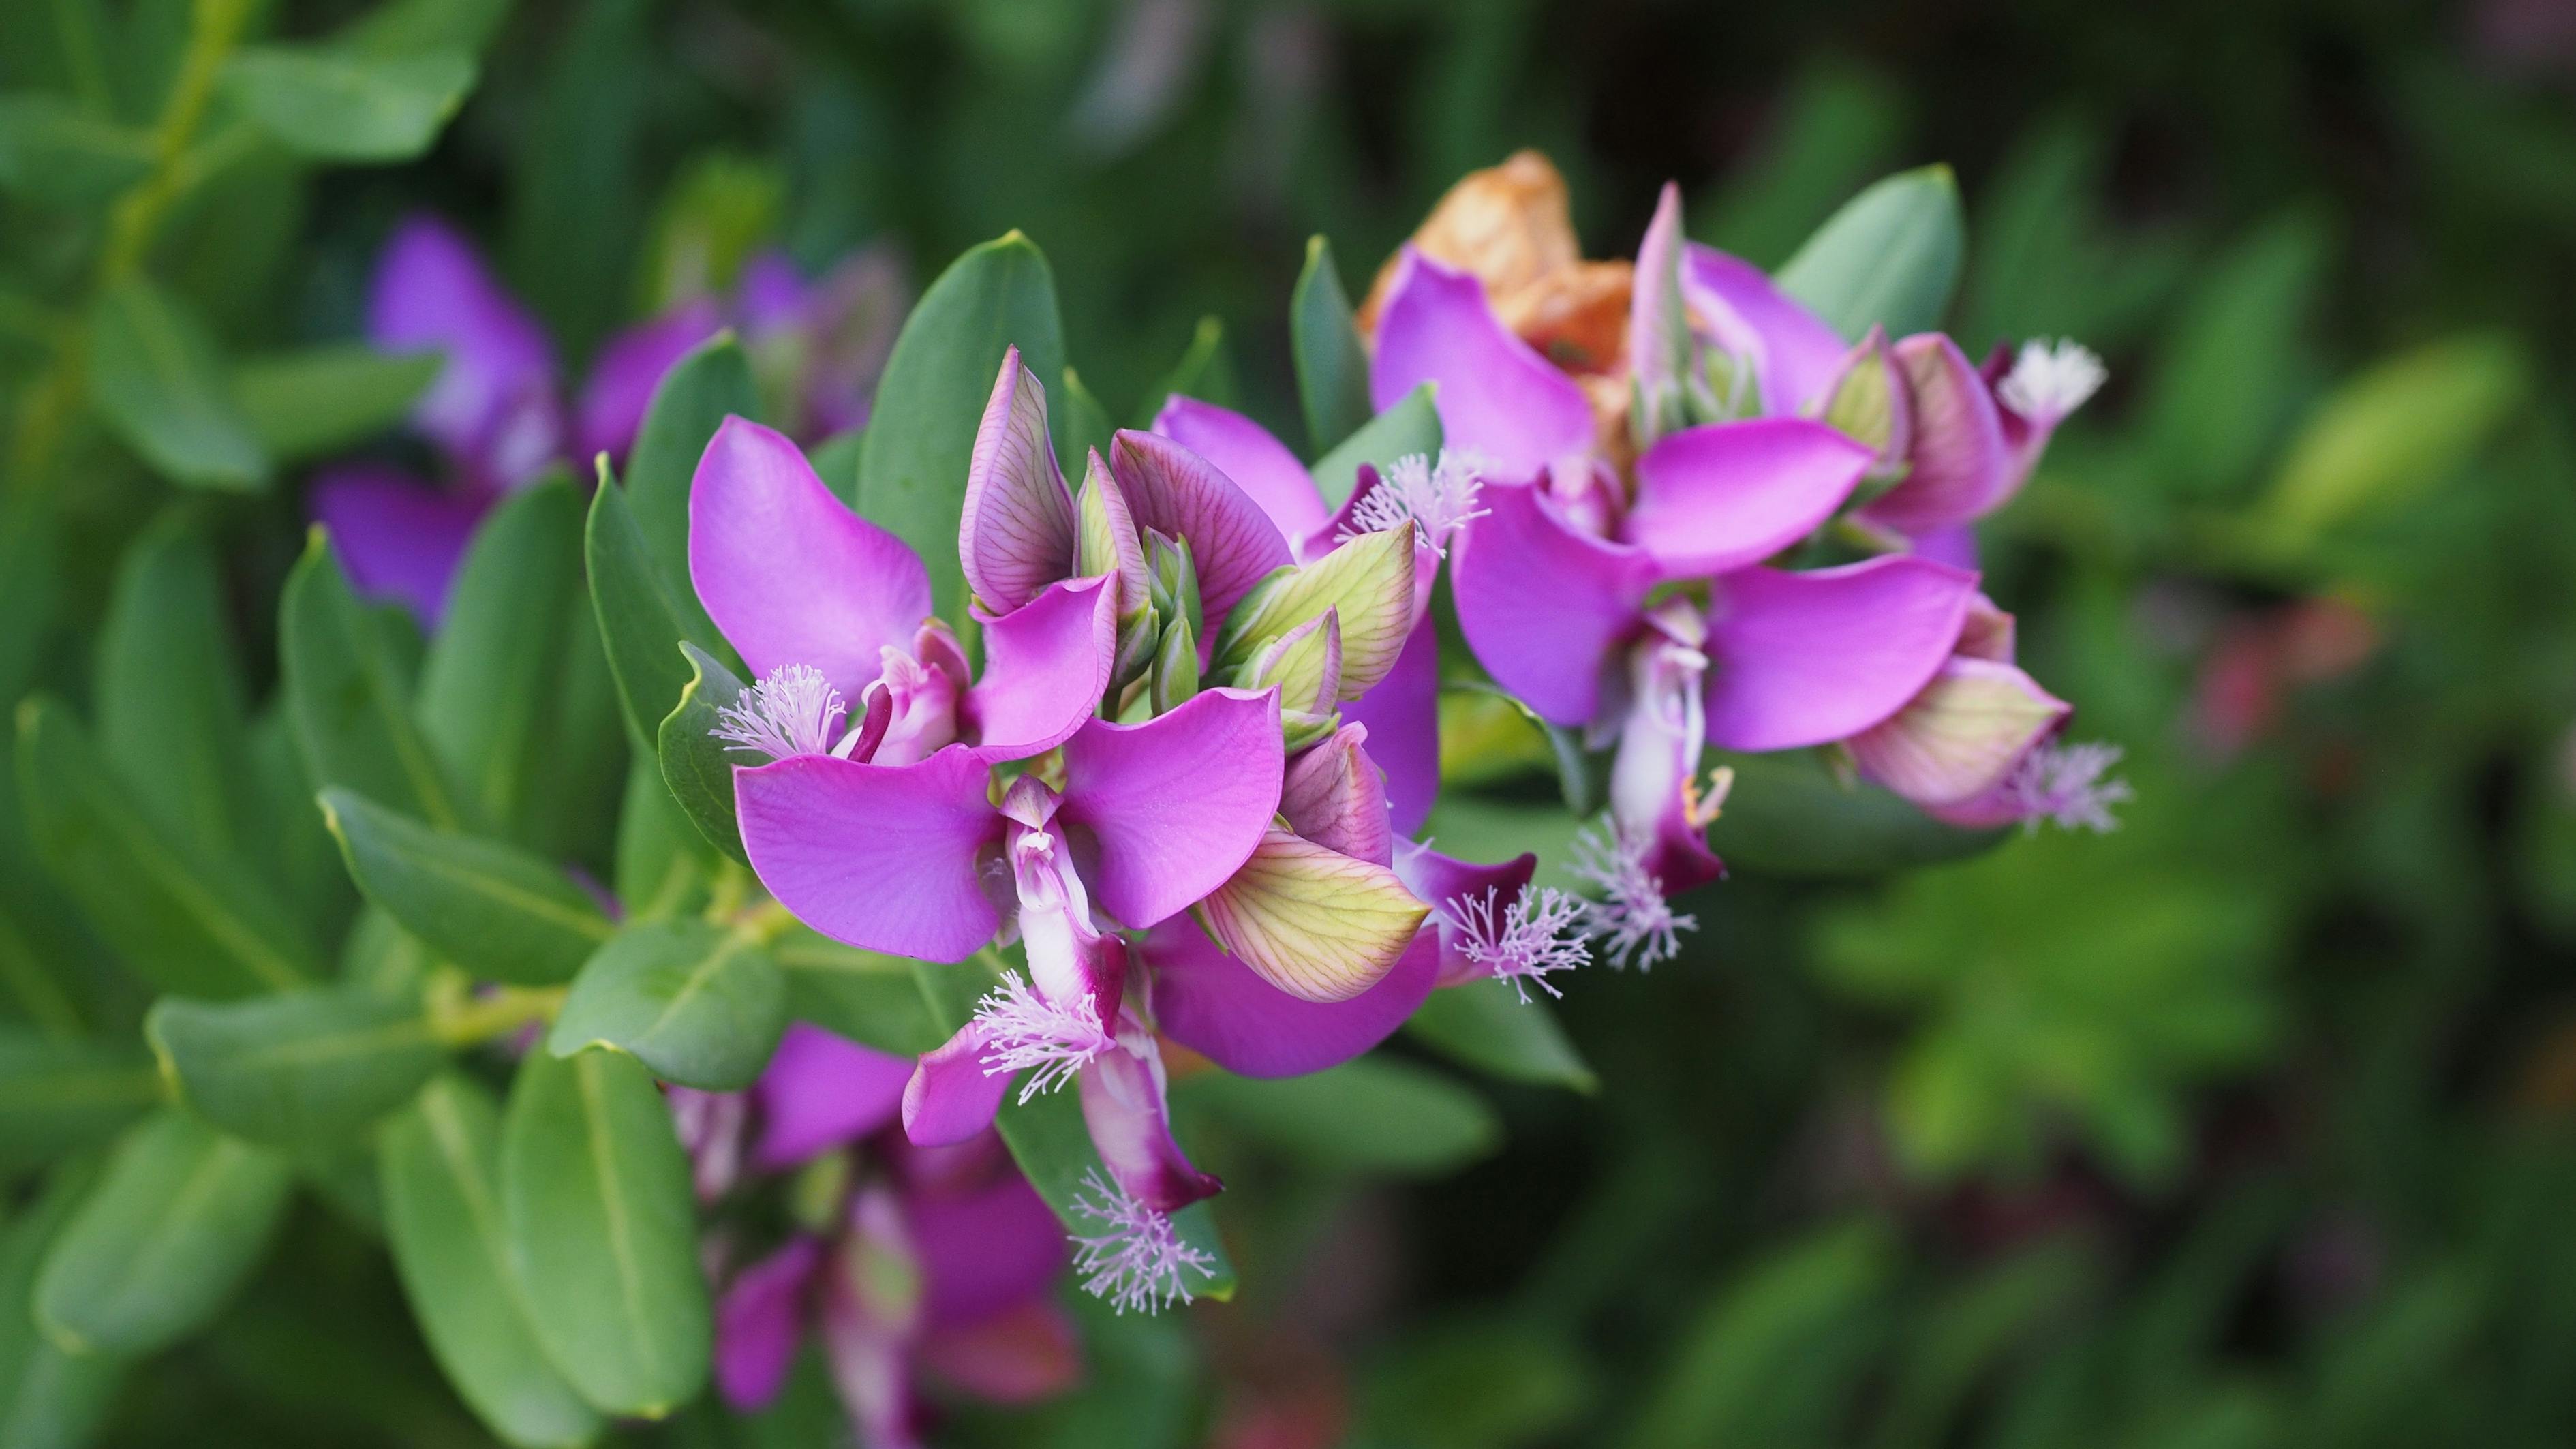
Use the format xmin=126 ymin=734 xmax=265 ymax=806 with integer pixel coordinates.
xmin=688 ymin=1026 xmax=1077 ymax=1446
xmin=315 ymin=217 xmax=901 ymax=625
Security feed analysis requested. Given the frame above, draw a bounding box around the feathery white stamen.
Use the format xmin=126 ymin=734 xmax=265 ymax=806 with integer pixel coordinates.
xmin=1997 ymin=339 xmax=2106 ymax=423
xmin=709 ymin=664 xmax=846 ymax=761
xmin=1339 ymin=450 xmax=1490 ymax=555
xmin=1069 ymin=1170 xmax=1216 ymax=1315
xmin=1446 ymin=885 xmax=1593 ymax=1002
xmin=1571 ymin=825 xmax=1696 ymax=971
xmin=970 ymin=971 xmax=1114 ymax=1103
xmin=2005 ymin=740 xmax=2133 ymax=834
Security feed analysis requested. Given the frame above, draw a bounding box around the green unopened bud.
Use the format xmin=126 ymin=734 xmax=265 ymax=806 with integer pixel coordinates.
xmin=1813 ymin=326 xmax=1912 ymax=493
xmin=1242 ymin=609 xmax=1341 ymax=716
xmin=1076 ymin=449 xmax=1151 ymax=624
xmin=1150 ymin=613 xmax=1200 ymax=716
xmin=1111 ymin=598 xmax=1163 ymax=695
xmin=1145 ymin=530 xmax=1203 ymax=643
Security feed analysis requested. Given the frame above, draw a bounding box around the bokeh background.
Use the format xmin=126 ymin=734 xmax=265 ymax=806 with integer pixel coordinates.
xmin=8 ymin=0 xmax=2576 ymax=1445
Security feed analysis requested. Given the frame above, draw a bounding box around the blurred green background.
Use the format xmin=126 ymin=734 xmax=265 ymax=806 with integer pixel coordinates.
xmin=8 ymin=0 xmax=2576 ymax=1446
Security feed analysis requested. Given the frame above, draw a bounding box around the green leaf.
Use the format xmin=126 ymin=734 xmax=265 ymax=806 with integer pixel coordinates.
xmin=913 ymin=956 xmax=1234 ymax=1299
xmin=771 ymin=927 xmax=947 ymax=1057
xmin=548 ymin=919 xmax=786 ymax=1092
xmin=1310 ymin=382 xmax=1441 ymax=510
xmin=0 ymin=1032 xmax=162 ymax=1172
xmin=857 ymin=231 xmax=1065 ymax=625
xmin=341 ymin=0 xmax=516 ymax=57
xmin=1404 ymin=979 xmax=1598 ymax=1093
xmin=1706 ymin=748 xmax=2007 ymax=879
xmin=234 ymin=344 xmax=440 ymax=464
xmin=418 ymin=479 xmax=585 ymax=837
xmin=1291 ymin=234 xmax=1375 ymax=455
xmin=15 ymin=697 xmax=321 ymax=998
xmin=0 ymin=93 xmax=153 ymax=207
xmin=381 ymin=1074 xmax=604 ymax=1449
xmin=86 ymin=278 xmax=268 ymax=491
xmin=613 ymin=752 xmax=717 ymax=924
xmin=623 ymin=334 xmax=758 ymax=607
xmin=223 ymin=44 xmax=476 ymax=162
xmin=1775 ymin=165 xmax=1965 ymax=342
xmin=322 ymin=788 xmax=613 ymax=987
xmin=502 ymin=1047 xmax=711 ymax=1418
xmin=95 ymin=513 xmax=254 ymax=863
xmin=1179 ymin=1056 xmax=1497 ymax=1176
xmin=34 ymin=1110 xmax=293 ymax=1357
xmin=656 ymin=643 xmax=750 ymax=864
xmin=1057 ymin=367 xmax=1115 ymax=478
xmin=0 ymin=1166 xmax=123 ymax=1449
xmin=1134 ymin=314 xmax=1234 ymax=425
xmin=587 ymin=471 xmax=720 ymax=746
xmin=283 ymin=530 xmax=474 ymax=831
xmin=147 ymin=986 xmax=444 ymax=1148
xmin=2259 ymin=332 xmax=2528 ymax=547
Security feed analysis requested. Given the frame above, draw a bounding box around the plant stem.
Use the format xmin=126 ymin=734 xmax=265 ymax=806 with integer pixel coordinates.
xmin=430 ymin=983 xmax=570 ymax=1048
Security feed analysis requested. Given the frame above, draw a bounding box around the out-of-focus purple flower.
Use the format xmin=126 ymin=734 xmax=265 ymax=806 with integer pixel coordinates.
xmin=691 ymin=1026 xmax=1076 ymax=1446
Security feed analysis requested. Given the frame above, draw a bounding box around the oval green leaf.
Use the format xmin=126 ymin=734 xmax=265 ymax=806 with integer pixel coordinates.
xmin=223 ymin=44 xmax=476 ymax=162
xmin=234 ymin=345 xmax=440 ymax=463
xmin=1309 ymin=382 xmax=1441 ymax=510
xmin=1705 ymin=748 xmax=2008 ymax=879
xmin=34 ymin=1110 xmax=293 ymax=1357
xmin=655 ymin=643 xmax=750 ymax=864
xmin=0 ymin=1166 xmax=123 ymax=1449
xmin=1775 ymin=164 xmax=1965 ymax=343
xmin=501 ymin=1047 xmax=710 ymax=1417
xmin=323 ymin=788 xmax=614 ymax=986
xmin=382 ymin=1074 xmax=604 ymax=1449
xmin=147 ymin=986 xmax=444 ymax=1148
xmin=1404 ymin=980 xmax=1599 ymax=1094
xmin=1178 ymin=1056 xmax=1499 ymax=1177
xmin=418 ymin=479 xmax=587 ymax=836
xmin=1291 ymin=234 xmax=1374 ymax=455
xmin=283 ymin=530 xmax=474 ymax=832
xmin=0 ymin=1032 xmax=164 ymax=1173
xmin=85 ymin=279 xmax=267 ymax=491
xmin=548 ymin=919 xmax=786 ymax=1091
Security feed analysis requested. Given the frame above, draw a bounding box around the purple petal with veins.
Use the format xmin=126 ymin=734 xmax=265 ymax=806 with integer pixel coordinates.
xmin=960 ymin=347 xmax=1078 ymax=611
xmin=1105 ymin=429 xmax=1295 ymax=622
xmin=1150 ymin=395 xmax=1330 ymax=545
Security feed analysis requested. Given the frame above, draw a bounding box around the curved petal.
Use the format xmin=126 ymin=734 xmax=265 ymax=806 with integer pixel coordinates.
xmin=1056 ymin=688 xmax=1283 ymax=929
xmin=1623 ymin=418 xmax=1873 ymax=578
xmin=750 ymin=1024 xmax=915 ymax=1171
xmin=1078 ymin=1035 xmax=1221 ymax=1213
xmin=737 ymin=746 xmax=1002 ymax=961
xmin=577 ymin=300 xmax=724 ymax=465
xmin=902 ymin=1024 xmax=1011 ymax=1146
xmin=368 ymin=215 xmax=562 ymax=484
xmin=909 ymin=1169 xmax=1068 ymax=1328
xmin=1148 ymin=921 xmax=1439 ymax=1078
xmin=1858 ymin=335 xmax=2012 ymax=536
xmin=1344 ymin=617 xmax=1440 ymax=836
xmin=961 ymin=575 xmax=1115 ymax=761
xmin=960 ymin=348 xmax=1078 ymax=611
xmin=309 ymin=467 xmax=486 ymax=626
xmin=1681 ymin=244 xmax=1847 ymax=416
xmin=1278 ymin=726 xmax=1394 ymax=867
xmin=1150 ymin=395 xmax=1330 ymax=544
xmin=1703 ymin=556 xmax=1980 ymax=752
xmin=714 ymin=1235 xmax=823 ymax=1411
xmin=1370 ymin=249 xmax=1594 ymax=478
xmin=1846 ymin=656 xmax=2068 ymax=808
xmin=690 ymin=416 xmax=934 ymax=699
xmin=1912 ymin=522 xmax=1981 ymax=572
xmin=1106 ymin=429 xmax=1295 ymax=622
xmin=1450 ymin=480 xmax=1651 ymax=726
xmin=1393 ymin=841 xmax=1537 ymax=988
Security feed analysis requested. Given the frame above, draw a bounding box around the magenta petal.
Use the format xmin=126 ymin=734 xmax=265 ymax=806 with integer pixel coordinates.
xmin=1078 ymin=1041 xmax=1220 ymax=1213
xmin=690 ymin=416 xmax=934 ymax=699
xmin=1703 ymin=556 xmax=1980 ymax=752
xmin=1056 ymin=688 xmax=1283 ymax=928
xmin=1344 ymin=618 xmax=1440 ymax=836
xmin=715 ymin=1235 xmax=823 ymax=1410
xmin=903 ymin=1024 xmax=1010 ymax=1146
xmin=1681 ymin=243 xmax=1849 ymax=416
xmin=1859 ymin=335 xmax=2013 ymax=536
xmin=577 ymin=301 xmax=724 ymax=466
xmin=1278 ymin=726 xmax=1394 ymax=867
xmin=960 ymin=348 xmax=1079 ymax=611
xmin=368 ymin=215 xmax=564 ymax=487
xmin=1105 ymin=430 xmax=1295 ymax=622
xmin=737 ymin=746 xmax=1002 ymax=961
xmin=1450 ymin=480 xmax=1653 ymax=726
xmin=1151 ymin=395 xmax=1331 ymax=545
xmin=909 ymin=1170 xmax=1067 ymax=1328
xmin=1913 ymin=523 xmax=1981 ymax=571
xmin=1392 ymin=841 xmax=1537 ymax=988
xmin=1370 ymin=249 xmax=1594 ymax=478
xmin=961 ymin=575 xmax=1115 ymax=761
xmin=309 ymin=467 xmax=487 ymax=626
xmin=750 ymin=1024 xmax=915 ymax=1171
xmin=1148 ymin=919 xmax=1439 ymax=1078
xmin=1623 ymin=418 xmax=1873 ymax=578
